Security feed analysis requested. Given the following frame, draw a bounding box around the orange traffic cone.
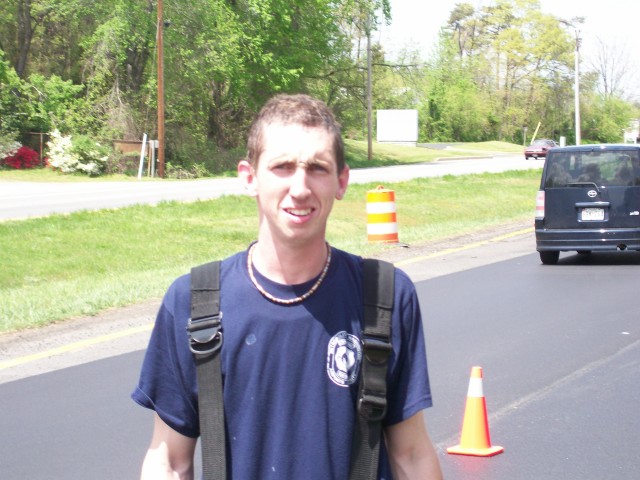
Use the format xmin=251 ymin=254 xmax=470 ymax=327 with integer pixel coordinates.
xmin=447 ymin=366 xmax=504 ymax=457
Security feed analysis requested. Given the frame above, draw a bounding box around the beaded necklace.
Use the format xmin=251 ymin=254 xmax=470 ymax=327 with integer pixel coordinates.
xmin=247 ymin=242 xmax=331 ymax=305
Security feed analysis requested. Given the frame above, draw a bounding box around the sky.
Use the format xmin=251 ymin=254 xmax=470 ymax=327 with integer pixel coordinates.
xmin=378 ymin=0 xmax=640 ymax=101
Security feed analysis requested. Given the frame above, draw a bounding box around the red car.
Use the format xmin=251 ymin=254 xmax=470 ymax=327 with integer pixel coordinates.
xmin=525 ymin=139 xmax=558 ymax=159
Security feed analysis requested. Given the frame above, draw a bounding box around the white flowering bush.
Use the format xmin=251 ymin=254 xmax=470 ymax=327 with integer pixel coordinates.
xmin=47 ymin=130 xmax=79 ymax=173
xmin=0 ymin=131 xmax=20 ymax=160
xmin=47 ymin=130 xmax=111 ymax=176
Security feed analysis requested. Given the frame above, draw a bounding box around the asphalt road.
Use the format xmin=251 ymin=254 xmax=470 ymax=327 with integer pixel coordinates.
xmin=422 ymin=249 xmax=640 ymax=479
xmin=1 ymin=230 xmax=639 ymax=479
xmin=0 ymin=154 xmax=543 ymax=221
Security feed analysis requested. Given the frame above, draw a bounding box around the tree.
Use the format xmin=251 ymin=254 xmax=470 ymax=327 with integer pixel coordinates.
xmin=2 ymin=0 xmax=100 ymax=80
xmin=589 ymin=37 xmax=636 ymax=101
xmin=418 ymin=36 xmax=495 ymax=142
xmin=581 ymin=93 xmax=635 ymax=144
xmin=80 ymin=1 xmax=156 ymax=139
xmin=0 ymin=50 xmax=29 ymax=133
xmin=447 ymin=2 xmax=484 ymax=59
xmin=433 ymin=0 xmax=577 ymax=142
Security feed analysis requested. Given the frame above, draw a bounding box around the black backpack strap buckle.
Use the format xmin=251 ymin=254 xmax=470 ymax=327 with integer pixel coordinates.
xmin=187 ymin=313 xmax=223 ymax=356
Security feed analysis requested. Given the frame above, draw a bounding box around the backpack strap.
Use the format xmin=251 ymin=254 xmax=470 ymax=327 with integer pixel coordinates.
xmin=349 ymin=258 xmax=395 ymax=480
xmin=187 ymin=261 xmax=226 ymax=480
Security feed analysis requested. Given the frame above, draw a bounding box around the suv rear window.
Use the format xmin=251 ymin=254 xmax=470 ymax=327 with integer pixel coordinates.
xmin=545 ymin=150 xmax=640 ymax=188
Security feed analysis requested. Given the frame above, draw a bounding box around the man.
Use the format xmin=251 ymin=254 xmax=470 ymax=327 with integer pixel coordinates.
xmin=132 ymin=94 xmax=442 ymax=479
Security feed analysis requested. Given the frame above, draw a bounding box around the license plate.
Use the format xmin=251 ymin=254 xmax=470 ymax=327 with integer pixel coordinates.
xmin=581 ymin=208 xmax=604 ymax=221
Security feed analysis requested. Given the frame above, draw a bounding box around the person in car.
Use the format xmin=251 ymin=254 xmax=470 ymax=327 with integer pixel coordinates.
xmin=577 ymin=163 xmax=603 ymax=184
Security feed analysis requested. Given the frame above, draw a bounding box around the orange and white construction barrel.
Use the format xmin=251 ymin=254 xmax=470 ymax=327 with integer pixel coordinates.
xmin=366 ymin=185 xmax=399 ymax=243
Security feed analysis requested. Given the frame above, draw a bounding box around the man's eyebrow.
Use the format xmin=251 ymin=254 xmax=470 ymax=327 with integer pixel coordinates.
xmin=305 ymin=157 xmax=330 ymax=165
xmin=264 ymin=154 xmax=295 ymax=165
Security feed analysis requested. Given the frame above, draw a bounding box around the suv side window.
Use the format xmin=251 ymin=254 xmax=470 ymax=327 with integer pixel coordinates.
xmin=545 ymin=154 xmax=572 ymax=187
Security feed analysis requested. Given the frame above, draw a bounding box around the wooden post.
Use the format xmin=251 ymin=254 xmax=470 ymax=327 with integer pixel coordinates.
xmin=366 ymin=15 xmax=373 ymax=162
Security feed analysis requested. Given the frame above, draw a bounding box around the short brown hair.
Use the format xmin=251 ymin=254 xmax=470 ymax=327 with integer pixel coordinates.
xmin=246 ymin=94 xmax=345 ymax=174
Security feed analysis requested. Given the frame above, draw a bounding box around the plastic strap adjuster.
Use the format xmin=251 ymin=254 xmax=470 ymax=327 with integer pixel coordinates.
xmin=187 ymin=314 xmax=223 ymax=356
xmin=357 ymin=394 xmax=387 ymax=422
xmin=362 ymin=336 xmax=392 ymax=365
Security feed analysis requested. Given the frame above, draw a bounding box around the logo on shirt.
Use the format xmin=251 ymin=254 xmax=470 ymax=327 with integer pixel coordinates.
xmin=326 ymin=331 xmax=362 ymax=387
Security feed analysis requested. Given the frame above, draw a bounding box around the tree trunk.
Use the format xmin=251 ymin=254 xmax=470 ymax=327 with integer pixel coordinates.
xmin=16 ymin=0 xmax=33 ymax=78
xmin=208 ymin=82 xmax=230 ymax=149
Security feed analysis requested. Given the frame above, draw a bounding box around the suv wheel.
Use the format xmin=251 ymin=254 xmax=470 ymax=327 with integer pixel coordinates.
xmin=539 ymin=251 xmax=560 ymax=265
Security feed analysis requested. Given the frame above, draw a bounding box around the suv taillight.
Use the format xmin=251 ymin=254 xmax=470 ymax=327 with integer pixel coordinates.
xmin=535 ymin=190 xmax=545 ymax=219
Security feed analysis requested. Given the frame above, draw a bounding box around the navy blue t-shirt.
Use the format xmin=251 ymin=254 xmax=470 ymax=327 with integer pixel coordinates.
xmin=132 ymin=246 xmax=432 ymax=479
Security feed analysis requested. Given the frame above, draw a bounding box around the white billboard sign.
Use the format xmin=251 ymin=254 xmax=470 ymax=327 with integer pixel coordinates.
xmin=376 ymin=109 xmax=418 ymax=144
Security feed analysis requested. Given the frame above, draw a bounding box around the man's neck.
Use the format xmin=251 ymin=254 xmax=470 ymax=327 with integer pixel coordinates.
xmin=250 ymin=238 xmax=329 ymax=285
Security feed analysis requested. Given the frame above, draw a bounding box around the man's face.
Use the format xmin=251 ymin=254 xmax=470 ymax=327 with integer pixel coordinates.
xmin=241 ymin=122 xmax=349 ymax=248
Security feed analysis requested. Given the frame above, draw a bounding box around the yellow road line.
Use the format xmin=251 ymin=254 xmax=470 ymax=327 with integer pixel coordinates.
xmin=0 ymin=323 xmax=153 ymax=371
xmin=394 ymin=227 xmax=533 ymax=267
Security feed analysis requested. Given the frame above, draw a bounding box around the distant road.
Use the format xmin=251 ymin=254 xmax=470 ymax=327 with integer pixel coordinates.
xmin=0 ymin=154 xmax=542 ymax=221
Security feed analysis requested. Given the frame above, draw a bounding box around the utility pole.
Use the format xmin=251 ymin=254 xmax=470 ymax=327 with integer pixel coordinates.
xmin=157 ymin=0 xmax=165 ymax=177
xmin=366 ymin=20 xmax=373 ymax=162
xmin=573 ymin=28 xmax=581 ymax=146
xmin=561 ymin=17 xmax=583 ymax=146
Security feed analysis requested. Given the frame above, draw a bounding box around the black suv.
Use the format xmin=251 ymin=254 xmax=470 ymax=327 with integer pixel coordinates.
xmin=535 ymin=144 xmax=640 ymax=264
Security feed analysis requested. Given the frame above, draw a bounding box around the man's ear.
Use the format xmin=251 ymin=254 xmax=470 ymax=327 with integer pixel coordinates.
xmin=335 ymin=164 xmax=350 ymax=200
xmin=238 ymin=160 xmax=257 ymax=197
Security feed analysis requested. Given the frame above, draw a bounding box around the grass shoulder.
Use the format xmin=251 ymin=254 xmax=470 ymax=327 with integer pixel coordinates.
xmin=0 ymin=166 xmax=541 ymax=333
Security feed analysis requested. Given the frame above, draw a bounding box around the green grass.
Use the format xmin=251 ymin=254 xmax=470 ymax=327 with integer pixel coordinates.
xmin=0 ymin=166 xmax=541 ymax=333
